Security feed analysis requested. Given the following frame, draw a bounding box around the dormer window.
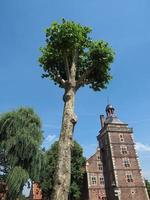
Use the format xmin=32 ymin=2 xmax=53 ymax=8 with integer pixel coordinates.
xmin=97 ymin=162 xmax=103 ymax=170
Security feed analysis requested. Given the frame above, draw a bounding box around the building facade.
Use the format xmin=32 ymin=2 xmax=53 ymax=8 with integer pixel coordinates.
xmin=86 ymin=148 xmax=107 ymax=200
xmin=86 ymin=105 xmax=149 ymax=200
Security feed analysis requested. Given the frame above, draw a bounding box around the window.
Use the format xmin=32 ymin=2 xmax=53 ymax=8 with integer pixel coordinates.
xmin=126 ymin=172 xmax=133 ymax=183
xmin=99 ymin=165 xmax=103 ymax=171
xmin=120 ymin=145 xmax=128 ymax=154
xmin=97 ymin=156 xmax=100 ymax=160
xmin=91 ymin=176 xmax=97 ymax=185
xmin=99 ymin=176 xmax=104 ymax=184
xmin=97 ymin=162 xmax=103 ymax=170
xmin=119 ymin=134 xmax=124 ymax=142
xmin=123 ymin=158 xmax=130 ymax=167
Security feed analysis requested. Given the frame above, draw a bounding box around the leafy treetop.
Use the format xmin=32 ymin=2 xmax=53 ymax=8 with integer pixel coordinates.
xmin=39 ymin=19 xmax=115 ymax=91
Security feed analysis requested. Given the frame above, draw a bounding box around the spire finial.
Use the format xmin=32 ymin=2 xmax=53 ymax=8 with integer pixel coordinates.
xmin=105 ymin=104 xmax=115 ymax=117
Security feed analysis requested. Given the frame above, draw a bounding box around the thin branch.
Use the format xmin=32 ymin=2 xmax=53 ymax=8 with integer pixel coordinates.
xmin=55 ymin=74 xmax=66 ymax=88
xmin=47 ymin=68 xmax=66 ymax=87
xmin=64 ymin=54 xmax=71 ymax=81
xmin=72 ymin=49 xmax=78 ymax=67
xmin=70 ymin=49 xmax=78 ymax=83
xmin=76 ymin=65 xmax=96 ymax=90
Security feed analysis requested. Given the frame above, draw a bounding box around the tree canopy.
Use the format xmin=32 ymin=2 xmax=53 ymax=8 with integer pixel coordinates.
xmin=39 ymin=19 xmax=115 ymax=91
xmin=39 ymin=141 xmax=86 ymax=200
xmin=0 ymin=107 xmax=43 ymax=199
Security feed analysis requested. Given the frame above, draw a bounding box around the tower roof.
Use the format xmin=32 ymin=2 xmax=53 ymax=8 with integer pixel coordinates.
xmin=105 ymin=104 xmax=123 ymax=124
xmin=105 ymin=104 xmax=114 ymax=112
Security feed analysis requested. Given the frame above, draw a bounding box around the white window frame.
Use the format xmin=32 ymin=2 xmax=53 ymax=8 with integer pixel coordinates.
xmin=123 ymin=158 xmax=130 ymax=167
xmin=91 ymin=176 xmax=97 ymax=185
xmin=126 ymin=172 xmax=134 ymax=183
xmin=97 ymin=162 xmax=103 ymax=171
xmin=120 ymin=145 xmax=128 ymax=155
xmin=99 ymin=175 xmax=104 ymax=185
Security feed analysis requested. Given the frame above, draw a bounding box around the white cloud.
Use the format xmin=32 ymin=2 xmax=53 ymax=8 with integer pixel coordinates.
xmin=45 ymin=134 xmax=56 ymax=143
xmin=42 ymin=134 xmax=58 ymax=149
xmin=136 ymin=142 xmax=150 ymax=152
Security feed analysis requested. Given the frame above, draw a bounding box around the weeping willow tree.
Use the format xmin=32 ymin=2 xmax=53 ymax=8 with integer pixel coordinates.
xmin=0 ymin=107 xmax=43 ymax=199
xmin=39 ymin=19 xmax=115 ymax=200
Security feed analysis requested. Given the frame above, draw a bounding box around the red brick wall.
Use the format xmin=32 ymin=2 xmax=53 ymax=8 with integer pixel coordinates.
xmin=86 ymin=149 xmax=107 ymax=200
xmin=32 ymin=183 xmax=42 ymax=200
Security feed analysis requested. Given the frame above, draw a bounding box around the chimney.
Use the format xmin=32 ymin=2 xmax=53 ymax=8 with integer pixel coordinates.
xmin=100 ymin=115 xmax=105 ymax=128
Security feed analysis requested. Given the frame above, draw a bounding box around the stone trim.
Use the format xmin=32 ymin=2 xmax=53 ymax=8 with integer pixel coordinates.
xmin=115 ymin=186 xmax=147 ymax=189
xmin=112 ymin=155 xmax=139 ymax=158
xmin=108 ymin=132 xmax=119 ymax=186
xmin=109 ymin=142 xmax=135 ymax=145
xmin=113 ymin=168 xmax=142 ymax=171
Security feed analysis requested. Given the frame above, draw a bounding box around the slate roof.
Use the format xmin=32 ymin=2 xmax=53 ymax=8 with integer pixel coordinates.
xmin=105 ymin=116 xmax=123 ymax=124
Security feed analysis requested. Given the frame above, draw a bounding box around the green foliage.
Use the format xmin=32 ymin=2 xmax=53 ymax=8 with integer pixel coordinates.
xmin=40 ymin=142 xmax=59 ymax=200
xmin=45 ymin=18 xmax=91 ymax=51
xmin=6 ymin=167 xmax=29 ymax=200
xmin=40 ymin=141 xmax=86 ymax=200
xmin=18 ymin=195 xmax=27 ymax=200
xmin=145 ymin=179 xmax=150 ymax=198
xmin=39 ymin=19 xmax=115 ymax=91
xmin=0 ymin=147 xmax=8 ymax=182
xmin=0 ymin=107 xmax=43 ymax=199
xmin=70 ymin=141 xmax=86 ymax=200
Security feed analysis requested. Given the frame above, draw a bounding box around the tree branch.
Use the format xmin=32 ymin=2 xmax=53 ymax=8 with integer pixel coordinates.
xmin=64 ymin=54 xmax=71 ymax=81
xmin=55 ymin=74 xmax=66 ymax=88
xmin=76 ymin=65 xmax=96 ymax=90
xmin=70 ymin=49 xmax=78 ymax=86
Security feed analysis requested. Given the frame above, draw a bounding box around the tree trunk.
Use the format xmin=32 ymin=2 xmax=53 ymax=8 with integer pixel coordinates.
xmin=52 ymin=86 xmax=77 ymax=200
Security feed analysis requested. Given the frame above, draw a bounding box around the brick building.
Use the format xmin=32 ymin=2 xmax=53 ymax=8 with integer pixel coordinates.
xmin=29 ymin=182 xmax=42 ymax=200
xmin=86 ymin=105 xmax=149 ymax=200
xmin=86 ymin=148 xmax=107 ymax=200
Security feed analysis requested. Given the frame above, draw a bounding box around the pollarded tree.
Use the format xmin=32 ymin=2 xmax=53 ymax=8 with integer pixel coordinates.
xmin=39 ymin=19 xmax=115 ymax=200
xmin=0 ymin=108 xmax=43 ymax=199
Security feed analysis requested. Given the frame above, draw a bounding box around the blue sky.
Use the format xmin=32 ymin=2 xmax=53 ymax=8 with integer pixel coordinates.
xmin=1 ymin=0 xmax=150 ymax=180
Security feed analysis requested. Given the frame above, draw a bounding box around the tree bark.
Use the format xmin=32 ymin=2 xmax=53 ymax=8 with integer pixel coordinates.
xmin=51 ymin=86 xmax=77 ymax=200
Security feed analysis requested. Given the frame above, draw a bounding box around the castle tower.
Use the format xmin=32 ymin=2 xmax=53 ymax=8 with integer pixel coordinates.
xmin=97 ymin=105 xmax=149 ymax=200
